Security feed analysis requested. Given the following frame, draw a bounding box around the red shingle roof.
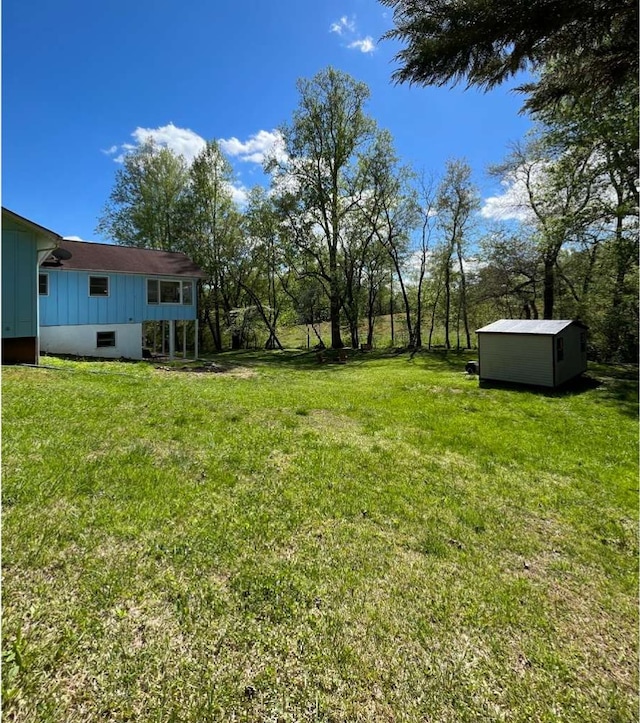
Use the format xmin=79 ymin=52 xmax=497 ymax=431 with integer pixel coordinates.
xmin=43 ymin=239 xmax=206 ymax=278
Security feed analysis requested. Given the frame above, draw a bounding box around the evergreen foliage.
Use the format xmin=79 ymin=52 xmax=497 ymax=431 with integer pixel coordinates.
xmin=380 ymin=0 xmax=638 ymax=113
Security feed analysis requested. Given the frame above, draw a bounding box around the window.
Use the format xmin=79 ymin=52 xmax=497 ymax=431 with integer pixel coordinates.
xmin=160 ymin=280 xmax=181 ymax=304
xmin=556 ymin=337 xmax=564 ymax=362
xmin=89 ymin=276 xmax=109 ymax=296
xmin=147 ymin=279 xmax=194 ymax=305
xmin=147 ymin=279 xmax=159 ymax=304
xmin=39 ymin=273 xmax=49 ymax=296
xmin=96 ymin=331 xmax=116 ymax=348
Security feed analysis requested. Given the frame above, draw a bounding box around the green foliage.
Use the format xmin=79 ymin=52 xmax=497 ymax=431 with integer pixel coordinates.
xmin=93 ymin=65 xmax=637 ymax=361
xmin=268 ymin=67 xmax=382 ymax=349
xmin=184 ymin=140 xmax=246 ymax=350
xmin=96 ymin=139 xmax=190 ymax=250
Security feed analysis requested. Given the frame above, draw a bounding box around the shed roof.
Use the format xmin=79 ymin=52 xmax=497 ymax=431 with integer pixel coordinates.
xmin=476 ymin=319 xmax=584 ymax=335
xmin=42 ymin=239 xmax=206 ymax=278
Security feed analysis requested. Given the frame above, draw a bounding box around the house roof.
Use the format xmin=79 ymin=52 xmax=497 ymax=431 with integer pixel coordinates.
xmin=42 ymin=239 xmax=207 ymax=278
xmin=476 ymin=319 xmax=585 ymax=335
xmin=2 ymin=207 xmax=62 ymax=243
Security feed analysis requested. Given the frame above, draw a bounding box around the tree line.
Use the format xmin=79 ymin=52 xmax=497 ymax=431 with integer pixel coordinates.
xmin=97 ymin=65 xmax=638 ymax=361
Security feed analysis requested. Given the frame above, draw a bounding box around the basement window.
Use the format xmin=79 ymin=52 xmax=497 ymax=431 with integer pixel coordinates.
xmin=96 ymin=331 xmax=116 ymax=348
xmin=89 ymin=276 xmax=109 ymax=296
xmin=39 ymin=273 xmax=49 ymax=296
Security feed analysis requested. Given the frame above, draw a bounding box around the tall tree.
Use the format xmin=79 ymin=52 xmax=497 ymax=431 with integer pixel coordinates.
xmin=491 ymin=137 xmax=607 ymax=319
xmin=413 ymin=173 xmax=439 ymax=348
xmin=184 ymin=140 xmax=243 ymax=350
xmin=240 ymin=187 xmax=286 ymax=350
xmin=534 ymin=85 xmax=639 ymax=357
xmin=267 ymin=67 xmax=378 ymax=349
xmin=362 ymin=130 xmax=423 ymax=348
xmin=435 ymin=159 xmax=479 ymax=348
xmin=96 ymin=140 xmax=189 ymax=250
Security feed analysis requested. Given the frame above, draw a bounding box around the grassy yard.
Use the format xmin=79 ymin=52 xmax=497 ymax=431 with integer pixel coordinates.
xmin=2 ymin=351 xmax=637 ymax=722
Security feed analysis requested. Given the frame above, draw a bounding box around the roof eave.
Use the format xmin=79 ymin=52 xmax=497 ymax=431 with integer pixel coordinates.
xmin=2 ymin=207 xmax=62 ymax=244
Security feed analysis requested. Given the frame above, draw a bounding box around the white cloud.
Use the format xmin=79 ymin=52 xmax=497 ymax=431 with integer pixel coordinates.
xmin=63 ymin=235 xmax=83 ymax=241
xmin=131 ymin=123 xmax=207 ymax=164
xmin=348 ymin=36 xmax=375 ymax=53
xmin=105 ymin=123 xmax=253 ymax=206
xmin=481 ymin=193 xmax=533 ymax=223
xmin=481 ymin=170 xmax=538 ymax=223
xmin=227 ymin=182 xmax=249 ymax=207
xmin=220 ymin=130 xmax=287 ymax=165
xmin=330 ymin=15 xmax=355 ymax=34
xmin=106 ymin=123 xmax=206 ymax=165
xmin=330 ymin=14 xmax=375 ymax=53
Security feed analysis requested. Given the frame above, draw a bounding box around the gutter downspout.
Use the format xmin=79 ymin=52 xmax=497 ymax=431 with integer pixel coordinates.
xmin=36 ymin=237 xmax=61 ymax=363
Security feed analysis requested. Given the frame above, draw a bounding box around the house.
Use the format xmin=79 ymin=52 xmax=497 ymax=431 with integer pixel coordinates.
xmin=476 ymin=319 xmax=588 ymax=388
xmin=39 ymin=239 xmax=206 ymax=360
xmin=2 ymin=208 xmax=61 ymax=364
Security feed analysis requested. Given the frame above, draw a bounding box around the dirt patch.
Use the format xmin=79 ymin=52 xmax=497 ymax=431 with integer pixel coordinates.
xmin=154 ymin=363 xmax=256 ymax=378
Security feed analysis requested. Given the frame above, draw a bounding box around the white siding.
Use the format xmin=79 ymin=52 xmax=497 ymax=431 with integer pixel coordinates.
xmin=40 ymin=323 xmax=143 ymax=359
xmin=479 ymin=333 xmax=554 ymax=386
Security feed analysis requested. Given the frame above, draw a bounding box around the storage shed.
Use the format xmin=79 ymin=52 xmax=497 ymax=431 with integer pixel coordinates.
xmin=476 ymin=319 xmax=588 ymax=388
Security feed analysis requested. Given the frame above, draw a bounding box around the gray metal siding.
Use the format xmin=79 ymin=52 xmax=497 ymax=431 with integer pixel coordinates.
xmin=555 ymin=325 xmax=588 ymax=385
xmin=479 ymin=333 xmax=554 ymax=386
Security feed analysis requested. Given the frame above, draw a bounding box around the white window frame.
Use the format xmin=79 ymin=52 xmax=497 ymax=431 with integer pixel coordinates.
xmin=96 ymin=330 xmax=116 ymax=348
xmin=181 ymin=280 xmax=193 ymax=306
xmin=89 ymin=275 xmax=110 ymax=297
xmin=39 ymin=272 xmax=49 ymax=296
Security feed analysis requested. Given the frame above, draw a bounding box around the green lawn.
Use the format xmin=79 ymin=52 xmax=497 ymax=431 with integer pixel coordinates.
xmin=2 ymin=351 xmax=637 ymax=722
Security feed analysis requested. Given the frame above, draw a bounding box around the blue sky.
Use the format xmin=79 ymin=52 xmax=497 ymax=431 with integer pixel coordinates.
xmin=3 ymin=0 xmax=532 ymax=241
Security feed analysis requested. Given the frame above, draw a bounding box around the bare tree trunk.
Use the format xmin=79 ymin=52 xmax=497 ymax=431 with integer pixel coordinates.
xmin=456 ymin=240 xmax=471 ymax=348
xmin=428 ymin=284 xmax=442 ymax=349
xmin=444 ymin=259 xmax=451 ymax=349
xmin=329 ymin=250 xmax=343 ymax=349
xmin=542 ymin=256 xmax=555 ymax=319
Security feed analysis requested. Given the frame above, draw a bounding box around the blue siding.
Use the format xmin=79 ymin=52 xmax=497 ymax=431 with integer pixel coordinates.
xmin=40 ymin=270 xmax=199 ymax=326
xmin=2 ymin=224 xmax=38 ymax=338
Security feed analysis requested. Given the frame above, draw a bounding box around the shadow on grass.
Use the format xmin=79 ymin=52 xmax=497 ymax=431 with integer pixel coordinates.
xmin=479 ymin=370 xmax=638 ymax=418
xmin=203 ymin=347 xmax=478 ymax=373
xmin=203 ymin=348 xmax=372 ymax=372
